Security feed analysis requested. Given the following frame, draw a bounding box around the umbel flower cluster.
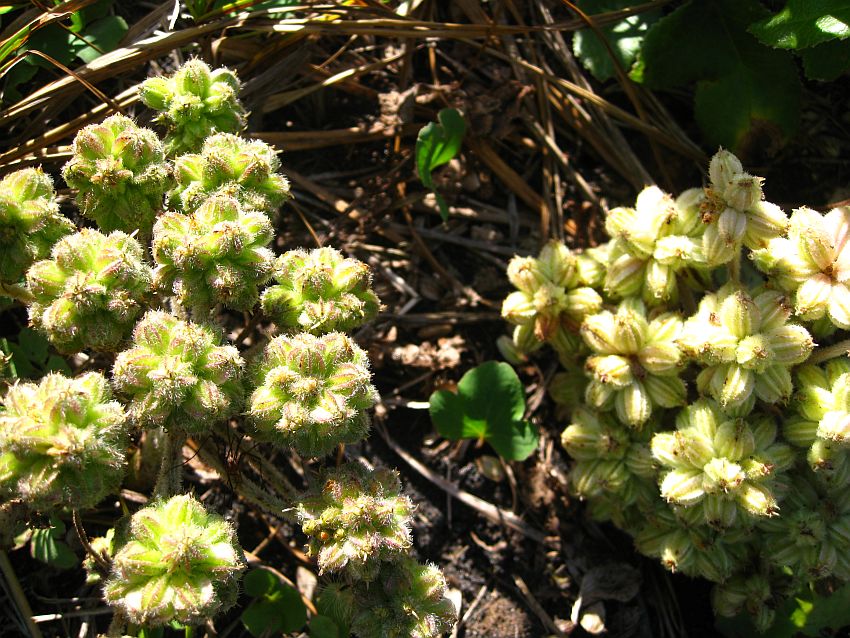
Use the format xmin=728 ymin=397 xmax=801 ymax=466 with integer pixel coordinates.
xmin=0 ymin=60 xmax=454 ymax=637
xmin=502 ymin=149 xmax=850 ymax=632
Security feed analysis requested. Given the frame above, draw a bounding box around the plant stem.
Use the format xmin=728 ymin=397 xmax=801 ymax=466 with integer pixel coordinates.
xmin=0 ymin=282 xmax=34 ymax=304
xmin=153 ymin=431 xmax=187 ymax=498
xmin=808 ymin=338 xmax=850 ymax=366
xmin=72 ymin=509 xmax=110 ymax=574
xmin=727 ymin=250 xmax=741 ymax=284
xmin=0 ymin=549 xmax=43 ymax=638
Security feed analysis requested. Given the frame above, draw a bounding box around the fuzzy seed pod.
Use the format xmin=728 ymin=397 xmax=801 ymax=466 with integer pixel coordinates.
xmin=170 ymin=133 xmax=289 ymax=215
xmin=752 ymin=206 xmax=850 ymax=329
xmin=260 ymin=247 xmax=380 ymax=334
xmin=502 ymin=240 xmax=602 ymax=344
xmin=580 ymin=298 xmax=687 ymax=427
xmin=711 ymin=568 xmax=795 ymax=633
xmin=27 ymin=229 xmax=153 ymax=352
xmin=249 ymin=332 xmax=378 ymax=456
xmin=678 ymin=284 xmax=813 ymax=410
xmin=152 ymin=194 xmax=274 ymax=312
xmin=0 ymin=167 xmax=74 ymax=284
xmin=604 ymin=186 xmax=708 ymax=304
xmin=112 ymin=311 xmax=244 ymax=433
xmin=103 ymin=494 xmax=246 ymax=627
xmin=62 ymin=114 xmax=172 ymax=237
xmin=297 ymin=463 xmax=412 ymax=581
xmin=0 ymin=372 xmax=127 ymax=511
xmin=651 ymin=399 xmax=792 ymax=528
xmin=139 ymin=59 xmax=247 ymax=155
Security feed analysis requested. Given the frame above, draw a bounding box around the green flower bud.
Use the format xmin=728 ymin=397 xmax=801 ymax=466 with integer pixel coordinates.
xmin=248 ymin=332 xmax=378 ymax=456
xmin=139 ymin=59 xmax=247 ymax=155
xmin=62 ymin=114 xmax=172 ymax=237
xmin=297 ymin=463 xmax=412 ymax=581
xmin=152 ymin=194 xmax=274 ymax=312
xmin=260 ymin=247 xmax=380 ymax=334
xmin=27 ymin=229 xmax=152 ymax=352
xmin=170 ymin=133 xmax=289 ymax=215
xmin=0 ymin=167 xmax=73 ymax=284
xmin=103 ymin=494 xmax=246 ymax=627
xmin=711 ymin=570 xmax=793 ymax=633
xmin=112 ymin=311 xmax=244 ymax=433
xmin=0 ymin=372 xmax=127 ymax=511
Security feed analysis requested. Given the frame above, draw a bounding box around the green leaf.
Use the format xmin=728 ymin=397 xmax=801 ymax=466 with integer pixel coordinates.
xmin=309 ymin=615 xmax=340 ymax=638
xmin=243 ymin=567 xmax=277 ymax=597
xmin=30 ymin=521 xmax=77 ymax=570
xmin=45 ymin=355 xmax=71 ymax=375
xmin=75 ymin=15 xmax=128 ymax=64
xmin=415 ymin=108 xmax=466 ymax=221
xmin=750 ymin=0 xmax=850 ymax=50
xmin=242 ymin=570 xmax=307 ymax=637
xmin=26 ymin=25 xmax=84 ymax=68
xmin=429 ymin=361 xmax=538 ymax=461
xmin=572 ymin=0 xmax=661 ymax=81
xmin=800 ymin=37 xmax=850 ymax=79
xmin=17 ymin=327 xmax=49 ymax=364
xmin=634 ymin=0 xmax=800 ymax=151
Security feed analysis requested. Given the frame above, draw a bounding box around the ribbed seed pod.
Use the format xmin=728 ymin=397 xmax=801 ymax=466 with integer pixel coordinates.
xmin=752 ymin=206 xmax=850 ymax=329
xmin=112 ymin=311 xmax=244 ymax=433
xmin=152 ymin=194 xmax=274 ymax=312
xmin=651 ymin=399 xmax=793 ymax=528
xmin=62 ymin=114 xmax=172 ymax=237
xmin=103 ymin=494 xmax=246 ymax=627
xmin=0 ymin=167 xmax=73 ymax=284
xmin=502 ymin=239 xmax=602 ymax=348
xmin=170 ymin=133 xmax=289 ymax=215
xmin=0 ymin=372 xmax=127 ymax=511
xmin=711 ymin=567 xmax=796 ymax=633
xmin=604 ymin=185 xmax=708 ymax=305
xmin=139 ymin=59 xmax=247 ymax=156
xmin=297 ymin=463 xmax=412 ymax=581
xmin=678 ymin=284 xmax=813 ymax=410
xmin=700 ymin=149 xmax=788 ymax=266
xmin=27 ymin=229 xmax=152 ymax=352
xmin=248 ymin=332 xmax=378 ymax=456
xmin=260 ymin=247 xmax=380 ymax=334
xmin=580 ymin=298 xmax=687 ymax=427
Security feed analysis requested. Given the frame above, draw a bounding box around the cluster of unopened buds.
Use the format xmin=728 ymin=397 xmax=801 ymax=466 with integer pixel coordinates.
xmin=502 ymin=148 xmax=850 ymax=632
xmin=0 ymin=59 xmax=454 ymax=638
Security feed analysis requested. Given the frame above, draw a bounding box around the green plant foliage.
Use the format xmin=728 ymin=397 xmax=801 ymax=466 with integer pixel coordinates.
xmin=572 ymin=0 xmax=661 ymax=81
xmin=429 ymin=361 xmax=539 ymax=461
xmin=240 ymin=568 xmax=307 ymax=636
xmin=415 ymin=108 xmax=466 ymax=221
xmin=1 ymin=327 xmax=70 ymax=380
xmin=309 ymin=615 xmax=341 ymax=638
xmin=29 ymin=516 xmax=77 ymax=569
xmin=632 ymin=0 xmax=801 ymax=151
xmin=750 ymin=0 xmax=850 ymax=50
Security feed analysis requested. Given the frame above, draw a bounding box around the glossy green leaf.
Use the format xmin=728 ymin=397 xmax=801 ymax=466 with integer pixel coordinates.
xmin=416 ymin=108 xmax=466 ymax=221
xmin=750 ymin=0 xmax=850 ymax=50
xmin=309 ymin=615 xmax=341 ymax=638
xmin=429 ymin=361 xmax=538 ymax=461
xmin=30 ymin=519 xmax=77 ymax=570
xmin=242 ymin=569 xmax=307 ymax=637
xmin=800 ymin=38 xmax=850 ymax=79
xmin=75 ymin=16 xmax=128 ymax=64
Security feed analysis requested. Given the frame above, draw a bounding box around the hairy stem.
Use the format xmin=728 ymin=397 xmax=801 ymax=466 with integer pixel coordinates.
xmin=0 ymin=282 xmax=34 ymax=304
xmin=73 ymin=509 xmax=110 ymax=575
xmin=808 ymin=338 xmax=850 ymax=366
xmin=153 ymin=431 xmax=187 ymax=498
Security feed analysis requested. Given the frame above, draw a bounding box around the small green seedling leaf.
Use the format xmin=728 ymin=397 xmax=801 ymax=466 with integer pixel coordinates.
xmin=75 ymin=15 xmax=128 ymax=64
xmin=416 ymin=108 xmax=466 ymax=221
xmin=30 ymin=518 xmax=77 ymax=569
xmin=241 ymin=568 xmax=308 ymax=636
xmin=749 ymin=0 xmax=850 ymax=50
xmin=429 ymin=361 xmax=538 ymax=461
xmin=309 ymin=615 xmax=341 ymax=638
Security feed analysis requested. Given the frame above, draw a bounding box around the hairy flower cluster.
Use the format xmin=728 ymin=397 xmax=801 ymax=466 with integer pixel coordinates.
xmin=169 ymin=133 xmax=290 ymax=215
xmin=249 ymin=332 xmax=378 ymax=457
xmin=710 ymin=569 xmax=795 ymax=633
xmin=0 ymin=167 xmax=73 ymax=284
xmin=581 ymin=298 xmax=686 ymax=426
xmin=678 ymin=284 xmax=813 ymax=411
xmin=62 ymin=114 xmax=172 ymax=237
xmin=27 ymin=229 xmax=152 ymax=352
xmin=0 ymin=372 xmax=127 ymax=511
xmin=152 ymin=194 xmax=274 ymax=312
xmin=752 ymin=206 xmax=850 ymax=331
xmin=103 ymin=494 xmax=245 ymax=626
xmin=139 ymin=59 xmax=247 ymax=156
xmin=605 ymin=185 xmax=707 ymax=304
xmin=112 ymin=311 xmax=244 ymax=433
xmin=297 ymin=463 xmax=412 ymax=581
xmin=261 ymin=247 xmax=381 ymax=334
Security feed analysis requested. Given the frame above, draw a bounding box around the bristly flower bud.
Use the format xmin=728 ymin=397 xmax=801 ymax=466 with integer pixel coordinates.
xmin=580 ymin=299 xmax=686 ymax=427
xmin=170 ymin=133 xmax=290 ymax=215
xmin=0 ymin=167 xmax=74 ymax=284
xmin=711 ymin=569 xmax=794 ymax=633
xmin=248 ymin=332 xmax=378 ymax=456
xmin=261 ymin=247 xmax=380 ymax=334
xmin=27 ymin=229 xmax=153 ymax=353
xmin=152 ymin=194 xmax=274 ymax=312
xmin=103 ymin=494 xmax=246 ymax=627
xmin=752 ymin=206 xmax=850 ymax=329
xmin=139 ymin=59 xmax=247 ymax=156
xmin=297 ymin=463 xmax=412 ymax=581
xmin=62 ymin=114 xmax=172 ymax=238
xmin=112 ymin=311 xmax=244 ymax=433
xmin=0 ymin=372 xmax=127 ymax=511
